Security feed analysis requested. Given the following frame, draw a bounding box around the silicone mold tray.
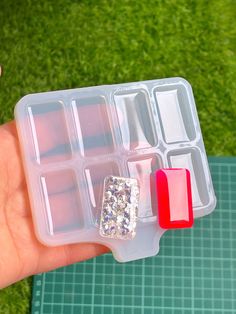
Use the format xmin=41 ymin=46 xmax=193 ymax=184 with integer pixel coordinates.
xmin=14 ymin=77 xmax=216 ymax=262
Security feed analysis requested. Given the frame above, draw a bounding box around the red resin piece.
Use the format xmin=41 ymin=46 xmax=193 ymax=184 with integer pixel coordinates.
xmin=156 ymin=168 xmax=193 ymax=229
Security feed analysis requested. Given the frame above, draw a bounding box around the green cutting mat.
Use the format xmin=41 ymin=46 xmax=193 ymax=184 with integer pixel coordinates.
xmin=32 ymin=157 xmax=236 ymax=314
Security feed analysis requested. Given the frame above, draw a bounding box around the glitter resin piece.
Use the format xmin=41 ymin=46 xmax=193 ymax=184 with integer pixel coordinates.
xmin=99 ymin=176 xmax=139 ymax=240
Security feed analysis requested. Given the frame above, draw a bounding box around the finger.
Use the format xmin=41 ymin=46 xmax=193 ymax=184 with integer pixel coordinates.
xmin=35 ymin=242 xmax=110 ymax=276
xmin=0 ymin=121 xmax=26 ymax=192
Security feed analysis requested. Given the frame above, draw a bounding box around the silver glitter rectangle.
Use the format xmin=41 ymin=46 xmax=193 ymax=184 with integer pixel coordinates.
xmin=99 ymin=176 xmax=139 ymax=240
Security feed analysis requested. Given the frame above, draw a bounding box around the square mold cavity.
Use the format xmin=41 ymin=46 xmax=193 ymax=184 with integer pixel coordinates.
xmin=114 ymin=89 xmax=157 ymax=151
xmin=167 ymin=148 xmax=209 ymax=208
xmin=27 ymin=102 xmax=72 ymax=164
xmin=154 ymin=83 xmax=196 ymax=144
xmin=71 ymin=96 xmax=115 ymax=157
xmin=84 ymin=161 xmax=120 ymax=222
xmin=40 ymin=169 xmax=84 ymax=235
xmin=127 ymin=154 xmax=162 ymax=221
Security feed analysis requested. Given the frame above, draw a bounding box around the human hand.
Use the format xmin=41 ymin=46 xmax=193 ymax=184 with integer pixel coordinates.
xmin=0 ymin=121 xmax=108 ymax=288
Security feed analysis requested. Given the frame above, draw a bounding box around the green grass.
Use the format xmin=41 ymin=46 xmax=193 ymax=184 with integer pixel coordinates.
xmin=0 ymin=0 xmax=235 ymax=313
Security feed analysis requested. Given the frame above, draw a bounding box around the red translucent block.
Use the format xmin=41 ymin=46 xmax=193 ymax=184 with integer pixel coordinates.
xmin=156 ymin=168 xmax=193 ymax=229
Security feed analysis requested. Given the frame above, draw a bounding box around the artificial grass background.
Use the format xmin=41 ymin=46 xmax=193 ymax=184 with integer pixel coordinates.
xmin=0 ymin=0 xmax=235 ymax=313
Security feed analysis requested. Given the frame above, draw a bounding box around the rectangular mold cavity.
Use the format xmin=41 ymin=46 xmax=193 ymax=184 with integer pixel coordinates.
xmin=40 ymin=169 xmax=83 ymax=234
xmin=168 ymin=148 xmax=209 ymax=208
xmin=84 ymin=161 xmax=120 ymax=222
xmin=28 ymin=102 xmax=72 ymax=164
xmin=127 ymin=154 xmax=162 ymax=220
xmin=71 ymin=96 xmax=115 ymax=157
xmin=154 ymin=84 xmax=196 ymax=144
xmin=114 ymin=89 xmax=157 ymax=151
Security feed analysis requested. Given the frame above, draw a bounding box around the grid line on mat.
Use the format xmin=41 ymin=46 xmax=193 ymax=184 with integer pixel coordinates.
xmin=32 ymin=157 xmax=236 ymax=314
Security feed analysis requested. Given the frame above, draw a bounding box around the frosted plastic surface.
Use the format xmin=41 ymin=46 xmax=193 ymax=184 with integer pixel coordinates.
xmin=114 ymin=90 xmax=156 ymax=150
xmin=127 ymin=154 xmax=161 ymax=221
xmin=71 ymin=96 xmax=114 ymax=156
xmin=14 ymin=77 xmax=216 ymax=262
xmin=168 ymin=149 xmax=209 ymax=208
xmin=155 ymin=90 xmax=189 ymax=143
xmin=28 ymin=102 xmax=72 ymax=164
xmin=40 ymin=169 xmax=83 ymax=234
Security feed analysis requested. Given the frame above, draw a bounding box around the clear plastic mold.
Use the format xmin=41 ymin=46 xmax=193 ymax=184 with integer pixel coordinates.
xmin=14 ymin=78 xmax=216 ymax=262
